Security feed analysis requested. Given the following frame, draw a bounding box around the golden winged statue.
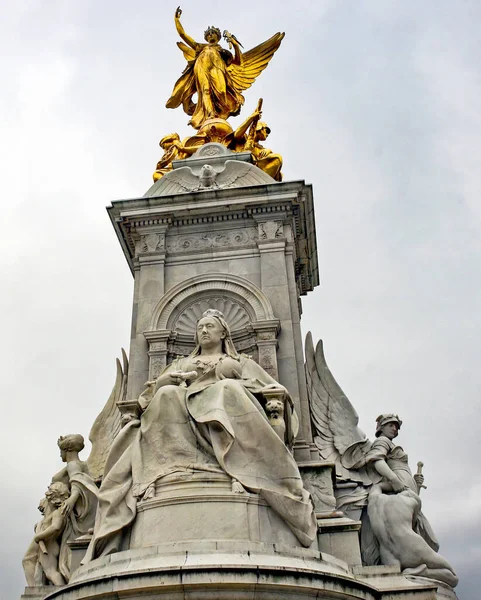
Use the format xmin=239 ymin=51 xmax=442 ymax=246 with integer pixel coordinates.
xmin=166 ymin=6 xmax=284 ymax=129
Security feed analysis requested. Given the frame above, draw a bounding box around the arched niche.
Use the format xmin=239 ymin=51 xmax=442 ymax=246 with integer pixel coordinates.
xmin=145 ymin=274 xmax=280 ymax=379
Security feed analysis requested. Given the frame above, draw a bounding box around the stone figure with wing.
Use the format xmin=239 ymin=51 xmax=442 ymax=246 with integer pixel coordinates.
xmin=305 ymin=333 xmax=458 ymax=588
xmin=22 ymin=351 xmax=128 ymax=586
xmin=166 ymin=6 xmax=284 ymax=129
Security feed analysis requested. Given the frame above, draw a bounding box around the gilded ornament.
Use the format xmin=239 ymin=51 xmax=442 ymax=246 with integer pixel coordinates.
xmin=166 ymin=6 xmax=284 ymax=129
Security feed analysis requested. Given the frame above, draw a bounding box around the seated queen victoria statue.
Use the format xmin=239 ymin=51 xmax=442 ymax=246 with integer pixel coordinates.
xmin=85 ymin=309 xmax=317 ymax=561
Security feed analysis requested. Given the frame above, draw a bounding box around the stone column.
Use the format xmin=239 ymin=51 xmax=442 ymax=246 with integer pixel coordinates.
xmin=144 ymin=329 xmax=172 ymax=379
xmin=285 ymin=233 xmax=316 ymax=452
xmin=126 ymin=226 xmax=168 ymax=400
xmin=254 ymin=215 xmax=311 ymax=460
xmin=254 ymin=219 xmax=300 ymax=396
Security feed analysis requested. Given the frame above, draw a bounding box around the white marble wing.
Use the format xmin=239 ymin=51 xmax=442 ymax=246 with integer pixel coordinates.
xmin=216 ymin=160 xmax=274 ymax=188
xmin=154 ymin=166 xmax=200 ymax=196
xmin=87 ymin=349 xmax=128 ymax=481
xmin=305 ymin=332 xmax=371 ymax=482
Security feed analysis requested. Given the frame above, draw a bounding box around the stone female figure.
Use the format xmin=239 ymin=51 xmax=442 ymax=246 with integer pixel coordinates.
xmin=51 ymin=434 xmax=98 ymax=581
xmin=85 ymin=309 xmax=316 ymax=561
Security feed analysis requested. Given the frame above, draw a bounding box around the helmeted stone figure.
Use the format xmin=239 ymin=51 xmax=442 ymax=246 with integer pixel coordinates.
xmin=305 ymin=334 xmax=458 ymax=588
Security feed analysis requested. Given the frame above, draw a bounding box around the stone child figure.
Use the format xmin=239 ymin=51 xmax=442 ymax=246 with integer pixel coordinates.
xmin=22 ymin=497 xmax=48 ymax=586
xmin=51 ymin=434 xmax=98 ymax=581
xmin=85 ymin=309 xmax=316 ymax=561
xmin=30 ymin=482 xmax=70 ymax=586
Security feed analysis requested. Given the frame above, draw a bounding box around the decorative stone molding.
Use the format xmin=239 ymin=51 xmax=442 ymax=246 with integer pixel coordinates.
xmin=145 ymin=274 xmax=281 ymax=375
xmin=138 ymin=232 xmax=165 ymax=254
xmin=251 ymin=320 xmax=281 ymax=378
xmin=166 ymin=227 xmax=257 ymax=253
xmin=145 ymin=329 xmax=171 ymax=378
xmin=173 ymin=297 xmax=251 ymax=335
xmin=150 ymin=274 xmax=276 ymax=331
xmin=258 ymin=220 xmax=284 ymax=240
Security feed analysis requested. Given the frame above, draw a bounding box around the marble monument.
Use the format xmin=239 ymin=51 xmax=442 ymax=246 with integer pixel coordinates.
xmin=21 ymin=7 xmax=458 ymax=600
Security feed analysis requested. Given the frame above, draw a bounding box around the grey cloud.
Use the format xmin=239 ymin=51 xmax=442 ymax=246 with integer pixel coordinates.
xmin=1 ymin=1 xmax=480 ymax=598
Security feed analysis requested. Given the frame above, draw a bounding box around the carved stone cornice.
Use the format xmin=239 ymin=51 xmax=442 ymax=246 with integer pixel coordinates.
xmin=107 ymin=180 xmax=318 ymax=295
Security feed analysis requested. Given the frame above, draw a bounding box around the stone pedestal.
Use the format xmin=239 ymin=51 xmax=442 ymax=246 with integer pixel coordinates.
xmin=38 ymin=542 xmax=440 ymax=600
xmin=67 ymin=535 xmax=92 ymax=577
xmin=318 ymin=517 xmax=362 ymax=566
xmin=108 ymin=144 xmax=319 ymax=462
xmin=21 ymin=587 xmax=61 ymax=600
xmin=353 ymin=566 xmax=452 ymax=600
xmin=129 ymin=473 xmax=301 ymax=549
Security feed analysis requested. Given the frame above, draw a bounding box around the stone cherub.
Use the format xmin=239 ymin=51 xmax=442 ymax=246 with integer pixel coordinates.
xmin=22 ymin=497 xmax=49 ymax=586
xmin=28 ymin=482 xmax=70 ymax=586
xmin=305 ymin=333 xmax=458 ymax=589
xmin=85 ymin=309 xmax=316 ymax=562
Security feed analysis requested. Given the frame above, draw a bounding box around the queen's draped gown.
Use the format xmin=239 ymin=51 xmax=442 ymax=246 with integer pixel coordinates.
xmin=84 ymin=354 xmax=317 ymax=561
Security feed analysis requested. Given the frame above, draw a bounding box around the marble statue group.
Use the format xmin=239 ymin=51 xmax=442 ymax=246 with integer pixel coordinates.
xmin=24 ymin=312 xmax=458 ymax=589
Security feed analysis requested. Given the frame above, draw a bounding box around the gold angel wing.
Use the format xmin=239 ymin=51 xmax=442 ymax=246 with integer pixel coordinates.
xmin=177 ymin=41 xmax=196 ymax=63
xmin=228 ymin=32 xmax=285 ymax=93
xmin=86 ymin=349 xmax=128 ymax=482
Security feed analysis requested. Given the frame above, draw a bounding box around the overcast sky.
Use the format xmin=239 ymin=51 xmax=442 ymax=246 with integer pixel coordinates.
xmin=1 ymin=1 xmax=480 ymax=598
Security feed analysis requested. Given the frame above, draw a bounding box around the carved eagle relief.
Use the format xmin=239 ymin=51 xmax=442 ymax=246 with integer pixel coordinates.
xmin=146 ymin=159 xmax=274 ymax=197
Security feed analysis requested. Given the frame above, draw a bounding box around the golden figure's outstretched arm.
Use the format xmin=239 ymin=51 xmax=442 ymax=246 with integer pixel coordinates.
xmin=174 ymin=6 xmax=198 ymax=51
xmin=223 ymin=31 xmax=243 ymax=66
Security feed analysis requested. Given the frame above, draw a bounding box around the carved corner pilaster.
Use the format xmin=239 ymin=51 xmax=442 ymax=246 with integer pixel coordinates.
xmin=134 ymin=226 xmax=168 ymax=265
xmin=144 ymin=329 xmax=173 ymax=379
xmin=252 ymin=214 xmax=287 ymax=253
xmin=251 ymin=319 xmax=280 ymax=378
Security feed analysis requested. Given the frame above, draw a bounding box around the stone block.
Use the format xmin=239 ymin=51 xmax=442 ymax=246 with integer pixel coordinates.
xmin=129 ymin=476 xmax=301 ymax=549
xmin=66 ymin=535 xmax=92 ymax=578
xmin=318 ymin=517 xmax=362 ymax=566
xmin=299 ymin=462 xmax=338 ymax=516
xmin=21 ymin=586 xmax=61 ymax=600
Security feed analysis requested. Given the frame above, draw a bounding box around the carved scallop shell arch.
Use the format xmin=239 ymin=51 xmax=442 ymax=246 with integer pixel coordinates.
xmin=173 ymin=297 xmax=251 ymax=336
xmin=150 ymin=273 xmax=276 ymax=332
